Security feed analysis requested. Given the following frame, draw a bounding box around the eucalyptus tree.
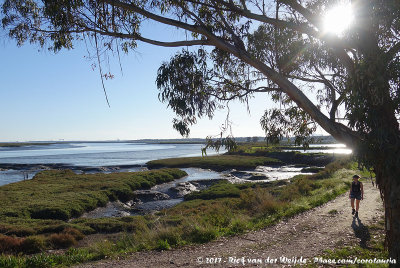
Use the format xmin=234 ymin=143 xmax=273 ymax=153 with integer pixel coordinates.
xmin=2 ymin=0 xmax=400 ymax=260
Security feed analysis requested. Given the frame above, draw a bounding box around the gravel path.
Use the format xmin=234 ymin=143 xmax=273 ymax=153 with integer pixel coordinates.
xmin=76 ymin=180 xmax=383 ymax=267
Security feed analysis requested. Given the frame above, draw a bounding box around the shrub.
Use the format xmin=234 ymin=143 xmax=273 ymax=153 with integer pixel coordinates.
xmin=187 ymin=226 xmax=218 ymax=243
xmin=62 ymin=227 xmax=85 ymax=241
xmin=30 ymin=207 xmax=70 ymax=221
xmin=155 ymin=229 xmax=182 ymax=247
xmin=278 ymin=177 xmax=318 ymax=201
xmin=49 ymin=233 xmax=77 ymax=248
xmin=228 ymin=219 xmax=248 ymax=235
xmin=204 ymin=208 xmax=232 ymax=228
xmin=239 ymin=187 xmax=284 ymax=215
xmin=19 ymin=236 xmax=46 ymax=254
xmin=0 ymin=235 xmax=22 ymax=253
xmin=0 ymin=224 xmax=35 ymax=236
xmin=156 ymin=239 xmax=171 ymax=250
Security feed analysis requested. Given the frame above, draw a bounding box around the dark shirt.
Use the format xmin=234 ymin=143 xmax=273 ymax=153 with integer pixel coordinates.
xmin=352 ymin=181 xmax=361 ymax=193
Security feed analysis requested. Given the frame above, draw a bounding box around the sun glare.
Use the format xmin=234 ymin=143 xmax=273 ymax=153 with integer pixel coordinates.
xmin=323 ymin=2 xmax=354 ymax=36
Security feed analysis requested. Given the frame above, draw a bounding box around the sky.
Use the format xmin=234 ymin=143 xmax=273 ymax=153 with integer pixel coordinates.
xmin=0 ymin=18 xmax=325 ymax=142
xmin=0 ymin=19 xmax=280 ymax=142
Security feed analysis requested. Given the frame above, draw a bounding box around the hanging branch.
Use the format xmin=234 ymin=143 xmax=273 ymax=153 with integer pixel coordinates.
xmin=94 ymin=8 xmax=111 ymax=107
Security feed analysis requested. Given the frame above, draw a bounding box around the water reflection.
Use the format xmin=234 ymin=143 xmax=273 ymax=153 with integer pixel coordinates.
xmin=285 ymin=143 xmax=352 ymax=154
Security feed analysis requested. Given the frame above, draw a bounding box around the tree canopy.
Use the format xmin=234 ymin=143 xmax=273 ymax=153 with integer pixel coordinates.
xmin=2 ymin=0 xmax=400 ymax=261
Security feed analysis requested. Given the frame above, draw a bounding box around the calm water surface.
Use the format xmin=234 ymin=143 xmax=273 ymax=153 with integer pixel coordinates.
xmin=0 ymin=142 xmax=350 ymax=186
xmin=0 ymin=142 xmax=221 ymax=186
xmin=0 ymin=142 xmax=215 ymax=166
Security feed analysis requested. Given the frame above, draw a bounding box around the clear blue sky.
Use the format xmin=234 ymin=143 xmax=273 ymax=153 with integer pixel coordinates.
xmin=0 ymin=20 xmax=324 ymax=142
xmin=0 ymin=20 xmax=276 ymax=142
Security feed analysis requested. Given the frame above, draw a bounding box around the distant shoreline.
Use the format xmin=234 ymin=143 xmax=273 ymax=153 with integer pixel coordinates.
xmin=0 ymin=135 xmax=339 ymax=147
xmin=0 ymin=142 xmax=54 ymax=148
xmin=0 ymin=163 xmax=143 ymax=173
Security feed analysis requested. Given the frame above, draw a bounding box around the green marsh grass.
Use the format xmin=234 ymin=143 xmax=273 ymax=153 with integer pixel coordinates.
xmin=0 ymin=156 xmax=370 ymax=267
xmin=0 ymin=168 xmax=187 ymax=253
xmin=147 ymin=155 xmax=283 ymax=171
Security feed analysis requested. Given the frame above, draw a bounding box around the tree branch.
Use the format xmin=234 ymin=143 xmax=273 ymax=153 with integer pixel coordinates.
xmin=219 ymin=46 xmax=361 ymax=145
xmin=101 ymin=0 xmax=360 ymax=146
xmin=280 ymin=0 xmax=319 ymax=27
xmin=213 ymin=0 xmax=355 ymax=72
xmin=285 ymin=74 xmax=325 ymax=83
xmin=211 ymin=0 xmax=245 ymax=50
xmin=33 ymin=27 xmax=211 ymax=48
xmin=102 ymin=0 xmax=207 ymax=36
xmin=209 ymin=86 xmax=276 ymax=101
xmin=386 ymin=41 xmax=400 ymax=62
xmin=136 ymin=35 xmax=210 ymax=47
xmin=213 ymin=0 xmax=319 ymax=36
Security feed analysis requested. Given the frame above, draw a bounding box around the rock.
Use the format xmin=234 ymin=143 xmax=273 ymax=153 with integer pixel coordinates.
xmin=30 ymin=165 xmax=50 ymax=170
xmin=115 ymin=211 xmax=131 ymax=217
xmin=230 ymin=171 xmax=269 ymax=181
xmin=80 ymin=201 xmax=133 ymax=218
xmin=247 ymin=173 xmax=269 ymax=180
xmin=230 ymin=171 xmax=250 ymax=179
xmin=0 ymin=168 xmax=8 ymax=171
xmin=170 ymin=182 xmax=199 ymax=197
xmin=38 ymin=165 xmax=51 ymax=170
xmin=134 ymin=190 xmax=170 ymax=202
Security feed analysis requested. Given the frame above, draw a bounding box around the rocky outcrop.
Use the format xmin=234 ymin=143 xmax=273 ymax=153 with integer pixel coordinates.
xmin=247 ymin=173 xmax=269 ymax=180
xmin=170 ymin=182 xmax=199 ymax=197
xmin=230 ymin=171 xmax=269 ymax=181
xmin=133 ymin=190 xmax=170 ymax=202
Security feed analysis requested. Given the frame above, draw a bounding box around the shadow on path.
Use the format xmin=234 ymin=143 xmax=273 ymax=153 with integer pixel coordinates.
xmin=352 ymin=216 xmax=371 ymax=248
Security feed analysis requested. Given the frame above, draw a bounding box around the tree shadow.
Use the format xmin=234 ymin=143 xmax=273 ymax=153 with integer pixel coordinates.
xmin=351 ymin=217 xmax=371 ymax=248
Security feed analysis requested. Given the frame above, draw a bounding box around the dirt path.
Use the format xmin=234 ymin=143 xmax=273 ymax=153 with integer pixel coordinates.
xmin=76 ymin=180 xmax=383 ymax=267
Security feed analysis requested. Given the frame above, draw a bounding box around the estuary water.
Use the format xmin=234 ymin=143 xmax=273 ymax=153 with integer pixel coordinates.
xmin=0 ymin=142 xmax=221 ymax=186
xmin=0 ymin=142 xmax=351 ymax=187
xmin=0 ymin=142 xmax=214 ymax=166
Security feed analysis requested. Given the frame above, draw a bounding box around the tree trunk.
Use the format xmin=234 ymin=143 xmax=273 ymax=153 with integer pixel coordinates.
xmin=373 ymin=129 xmax=400 ymax=266
xmin=378 ymin=166 xmax=400 ymax=266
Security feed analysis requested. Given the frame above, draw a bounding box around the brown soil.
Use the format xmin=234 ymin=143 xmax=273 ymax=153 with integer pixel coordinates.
xmin=75 ymin=180 xmax=383 ymax=267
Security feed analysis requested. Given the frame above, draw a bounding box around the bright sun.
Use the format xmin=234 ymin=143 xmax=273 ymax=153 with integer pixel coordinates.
xmin=323 ymin=2 xmax=354 ymax=35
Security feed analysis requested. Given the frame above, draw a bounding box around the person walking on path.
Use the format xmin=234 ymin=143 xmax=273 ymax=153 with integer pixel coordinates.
xmin=349 ymin=175 xmax=363 ymax=218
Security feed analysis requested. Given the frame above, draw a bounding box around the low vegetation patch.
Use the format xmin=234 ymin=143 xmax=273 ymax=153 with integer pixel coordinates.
xmin=147 ymin=155 xmax=283 ymax=171
xmin=185 ymin=180 xmax=252 ymax=200
xmin=0 ymin=168 xmax=187 ymax=254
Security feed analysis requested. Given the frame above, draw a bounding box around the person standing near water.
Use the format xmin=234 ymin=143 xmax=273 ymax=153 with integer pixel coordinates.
xmin=349 ymin=175 xmax=363 ymax=218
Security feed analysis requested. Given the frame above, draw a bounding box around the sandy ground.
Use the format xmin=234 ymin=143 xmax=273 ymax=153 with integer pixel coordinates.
xmin=76 ymin=180 xmax=383 ymax=267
